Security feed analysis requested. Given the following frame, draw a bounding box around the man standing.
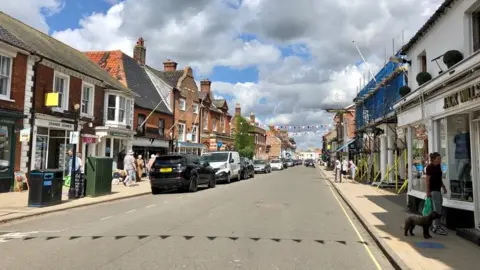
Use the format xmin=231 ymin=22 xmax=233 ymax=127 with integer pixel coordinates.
xmin=67 ymin=150 xmax=82 ymax=198
xmin=123 ymin=150 xmax=136 ymax=187
xmin=426 ymin=152 xmax=448 ymax=235
xmin=335 ymin=158 xmax=342 ymax=183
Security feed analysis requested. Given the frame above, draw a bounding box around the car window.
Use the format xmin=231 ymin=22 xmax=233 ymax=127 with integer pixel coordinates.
xmin=190 ymin=155 xmax=201 ymax=165
xmin=271 ymin=160 xmax=280 ymax=163
xmin=253 ymin=160 xmax=265 ymax=164
xmin=202 ymin=152 xmax=229 ymax=162
xmin=155 ymin=156 xmax=184 ymax=166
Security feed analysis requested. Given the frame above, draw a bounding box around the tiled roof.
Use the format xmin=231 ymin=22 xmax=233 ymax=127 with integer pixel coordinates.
xmin=145 ymin=66 xmax=184 ymax=88
xmin=85 ymin=51 xmax=172 ymax=115
xmin=0 ymin=12 xmax=131 ymax=93
xmin=213 ymin=99 xmax=227 ymax=109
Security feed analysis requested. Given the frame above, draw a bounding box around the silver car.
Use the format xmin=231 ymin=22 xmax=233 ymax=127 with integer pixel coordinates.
xmin=253 ymin=160 xmax=271 ymax=173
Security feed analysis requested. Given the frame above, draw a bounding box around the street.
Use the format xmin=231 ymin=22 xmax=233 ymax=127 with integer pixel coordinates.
xmin=0 ymin=166 xmax=393 ymax=270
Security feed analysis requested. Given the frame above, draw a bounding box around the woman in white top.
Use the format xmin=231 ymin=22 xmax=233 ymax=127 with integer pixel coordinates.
xmin=349 ymin=160 xmax=357 ymax=181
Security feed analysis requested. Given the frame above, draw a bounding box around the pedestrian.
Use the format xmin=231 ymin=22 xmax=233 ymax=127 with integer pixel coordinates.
xmin=349 ymin=160 xmax=357 ymax=181
xmin=123 ymin=150 xmax=137 ymax=187
xmin=146 ymin=154 xmax=156 ymax=173
xmin=76 ymin=152 xmax=85 ymax=197
xmin=342 ymin=158 xmax=348 ymax=176
xmin=335 ymin=158 xmax=342 ymax=183
xmin=136 ymin=154 xmax=144 ymax=181
xmin=67 ymin=150 xmax=82 ymax=198
xmin=425 ymin=152 xmax=448 ymax=235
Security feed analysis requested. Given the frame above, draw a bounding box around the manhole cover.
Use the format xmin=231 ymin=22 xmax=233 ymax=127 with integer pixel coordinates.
xmin=415 ymin=242 xmax=445 ymax=249
xmin=255 ymin=202 xmax=289 ymax=209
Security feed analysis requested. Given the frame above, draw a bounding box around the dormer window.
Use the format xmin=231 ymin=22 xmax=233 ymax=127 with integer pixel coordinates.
xmin=105 ymin=93 xmax=133 ymax=126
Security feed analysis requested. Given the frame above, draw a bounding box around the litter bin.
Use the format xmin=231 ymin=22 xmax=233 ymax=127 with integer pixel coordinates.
xmin=28 ymin=169 xmax=63 ymax=207
xmin=85 ymin=157 xmax=113 ymax=197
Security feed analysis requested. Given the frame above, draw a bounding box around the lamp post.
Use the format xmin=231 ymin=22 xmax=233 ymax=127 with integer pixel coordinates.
xmin=68 ymin=103 xmax=80 ymax=200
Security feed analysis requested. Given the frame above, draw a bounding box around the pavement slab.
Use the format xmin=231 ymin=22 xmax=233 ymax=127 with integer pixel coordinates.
xmin=0 ymin=166 xmax=394 ymax=270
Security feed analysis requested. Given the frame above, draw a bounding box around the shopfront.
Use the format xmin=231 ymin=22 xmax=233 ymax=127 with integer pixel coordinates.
xmin=96 ymin=129 xmax=134 ymax=170
xmin=396 ymin=73 xmax=480 ymax=230
xmin=0 ymin=115 xmax=23 ymax=193
xmin=31 ymin=116 xmax=82 ymax=181
xmin=132 ymin=137 xmax=169 ymax=158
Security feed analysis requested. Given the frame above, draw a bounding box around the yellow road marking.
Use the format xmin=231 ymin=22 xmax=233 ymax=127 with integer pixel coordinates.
xmin=319 ymin=168 xmax=382 ymax=270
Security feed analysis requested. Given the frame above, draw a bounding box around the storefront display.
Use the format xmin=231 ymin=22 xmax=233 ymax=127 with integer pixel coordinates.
xmin=411 ymin=124 xmax=428 ymax=192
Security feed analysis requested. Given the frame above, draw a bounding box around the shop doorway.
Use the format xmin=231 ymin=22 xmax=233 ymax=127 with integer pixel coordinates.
xmin=34 ymin=127 xmax=72 ymax=180
xmin=474 ymin=121 xmax=480 ymax=228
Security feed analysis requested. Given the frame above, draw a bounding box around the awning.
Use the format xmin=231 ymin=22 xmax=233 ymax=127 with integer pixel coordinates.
xmin=335 ymin=139 xmax=355 ymax=152
xmin=178 ymin=141 xmax=205 ymax=149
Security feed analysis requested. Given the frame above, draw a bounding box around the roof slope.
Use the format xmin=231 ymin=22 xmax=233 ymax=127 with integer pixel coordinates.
xmin=0 ymin=12 xmax=131 ymax=93
xmin=85 ymin=51 xmax=171 ymax=114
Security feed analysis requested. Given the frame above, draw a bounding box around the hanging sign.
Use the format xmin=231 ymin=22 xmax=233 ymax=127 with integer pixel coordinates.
xmin=20 ymin=128 xmax=30 ymax=142
xmin=69 ymin=131 xmax=80 ymax=144
xmin=443 ymin=82 xmax=480 ymax=109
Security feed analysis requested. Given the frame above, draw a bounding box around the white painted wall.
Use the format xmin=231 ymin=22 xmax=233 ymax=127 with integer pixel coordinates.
xmin=406 ymin=0 xmax=478 ymax=90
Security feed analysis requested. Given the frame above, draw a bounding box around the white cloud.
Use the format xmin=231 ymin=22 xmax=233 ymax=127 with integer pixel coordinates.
xmin=0 ymin=0 xmax=63 ymax=33
xmin=4 ymin=0 xmax=443 ymax=148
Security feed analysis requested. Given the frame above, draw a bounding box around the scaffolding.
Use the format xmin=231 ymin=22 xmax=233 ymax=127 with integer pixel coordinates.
xmin=353 ymin=55 xmax=408 ymax=192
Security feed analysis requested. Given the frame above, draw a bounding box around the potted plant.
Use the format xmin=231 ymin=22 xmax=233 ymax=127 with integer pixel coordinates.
xmin=416 ymin=71 xmax=432 ymax=86
xmin=399 ymin=86 xmax=411 ymax=97
xmin=443 ymin=50 xmax=463 ymax=68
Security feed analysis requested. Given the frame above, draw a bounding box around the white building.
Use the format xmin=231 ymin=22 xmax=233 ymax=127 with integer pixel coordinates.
xmin=394 ymin=0 xmax=480 ymax=232
xmin=299 ymin=151 xmax=319 ymax=160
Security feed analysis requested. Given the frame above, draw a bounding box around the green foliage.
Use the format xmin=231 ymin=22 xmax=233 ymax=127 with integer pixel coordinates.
xmin=416 ymin=71 xmax=432 ymax=86
xmin=234 ymin=116 xmax=254 ymax=151
xmin=238 ymin=146 xmax=255 ymax=159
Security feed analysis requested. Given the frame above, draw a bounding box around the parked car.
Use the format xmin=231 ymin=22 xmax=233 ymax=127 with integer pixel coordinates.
xmin=202 ymin=151 xmax=241 ymax=183
xmin=294 ymin=159 xmax=302 ymax=166
xmin=149 ymin=153 xmax=216 ymax=194
xmin=286 ymin=159 xmax=294 ymax=167
xmin=240 ymin=157 xmax=255 ymax=179
xmin=280 ymin=158 xmax=288 ymax=169
xmin=253 ymin=159 xmax=271 ymax=173
xmin=304 ymin=159 xmax=315 ymax=167
xmin=270 ymin=159 xmax=284 ymax=170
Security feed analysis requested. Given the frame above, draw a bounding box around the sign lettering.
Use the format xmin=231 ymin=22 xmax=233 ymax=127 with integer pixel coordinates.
xmin=36 ymin=119 xmax=74 ymax=130
xmin=109 ymin=132 xmax=129 ymax=138
xmin=443 ymin=82 xmax=480 ymax=109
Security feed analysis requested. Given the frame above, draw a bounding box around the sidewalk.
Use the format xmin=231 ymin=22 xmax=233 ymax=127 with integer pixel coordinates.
xmin=318 ymin=167 xmax=480 ymax=270
xmin=0 ymin=179 xmax=151 ymax=223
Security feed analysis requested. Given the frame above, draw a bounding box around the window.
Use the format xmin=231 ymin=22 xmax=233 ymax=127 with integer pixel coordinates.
xmin=126 ymin=99 xmax=133 ymax=128
xmin=159 ymin=119 xmax=165 ymax=137
xmin=411 ymin=124 xmax=428 ymax=193
xmin=418 ymin=52 xmax=427 ymax=73
xmin=107 ymin=95 xmax=116 ymax=121
xmin=191 ymin=125 xmax=198 ymax=143
xmin=178 ymin=123 xmax=186 ymax=142
xmin=473 ymin=11 xmax=480 ymax=52
xmin=81 ymin=82 xmax=94 ymax=116
xmin=220 ymin=116 xmax=225 ymax=132
xmin=53 ymin=71 xmax=69 ymax=110
xmin=203 ymin=111 xmax=208 ymax=130
xmin=137 ymin=114 xmax=146 ymax=134
xmin=212 ymin=118 xmax=217 ymax=132
xmin=0 ymin=55 xmax=12 ymax=98
xmin=179 ymin=98 xmax=186 ymax=111
xmin=119 ymin=97 xmax=126 ymax=123
xmin=192 ymin=103 xmax=199 ymax=114
xmin=0 ymin=125 xmax=11 ymax=175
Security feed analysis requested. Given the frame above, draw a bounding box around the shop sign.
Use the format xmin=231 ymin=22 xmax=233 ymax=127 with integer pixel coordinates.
xmin=82 ymin=137 xmax=97 ymax=144
xmin=69 ymin=131 xmax=80 ymax=144
xmin=443 ymin=82 xmax=480 ymax=109
xmin=0 ymin=119 xmax=15 ymax=125
xmin=109 ymin=132 xmax=130 ymax=138
xmin=36 ymin=119 xmax=74 ymax=130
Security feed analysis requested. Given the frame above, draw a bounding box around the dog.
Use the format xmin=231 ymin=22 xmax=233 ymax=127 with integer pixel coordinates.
xmin=404 ymin=211 xmax=442 ymax=239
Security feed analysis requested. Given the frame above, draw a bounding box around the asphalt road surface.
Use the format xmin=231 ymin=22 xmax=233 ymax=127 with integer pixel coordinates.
xmin=0 ymin=166 xmax=394 ymax=270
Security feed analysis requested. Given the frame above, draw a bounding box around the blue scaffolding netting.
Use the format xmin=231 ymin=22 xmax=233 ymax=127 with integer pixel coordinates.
xmin=355 ymin=59 xmax=406 ymax=130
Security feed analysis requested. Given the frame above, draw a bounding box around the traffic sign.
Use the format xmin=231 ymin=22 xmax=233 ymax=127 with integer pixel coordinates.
xmin=217 ymin=140 xmax=223 ymax=147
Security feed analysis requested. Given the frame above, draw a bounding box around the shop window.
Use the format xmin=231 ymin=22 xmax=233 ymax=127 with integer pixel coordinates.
xmin=179 ymin=98 xmax=186 ymax=111
xmin=0 ymin=125 xmax=11 ymax=175
xmin=53 ymin=71 xmax=70 ymax=111
xmin=444 ymin=114 xmax=473 ymax=202
xmin=137 ymin=114 xmax=146 ymax=135
xmin=0 ymin=55 xmax=12 ymax=98
xmin=81 ymin=82 xmax=94 ymax=116
xmin=411 ymin=124 xmax=428 ymax=192
xmin=178 ymin=123 xmax=186 ymax=142
xmin=159 ymin=119 xmax=165 ymax=137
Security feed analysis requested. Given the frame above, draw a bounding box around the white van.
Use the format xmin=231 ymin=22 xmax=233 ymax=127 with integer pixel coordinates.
xmin=202 ymin=151 xmax=241 ymax=183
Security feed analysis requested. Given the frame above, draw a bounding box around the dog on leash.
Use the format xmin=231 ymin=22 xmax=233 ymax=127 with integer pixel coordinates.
xmin=404 ymin=211 xmax=442 ymax=239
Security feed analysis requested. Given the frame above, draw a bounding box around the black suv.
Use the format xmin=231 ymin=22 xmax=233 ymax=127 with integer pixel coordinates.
xmin=149 ymin=154 xmax=216 ymax=194
xmin=304 ymin=159 xmax=315 ymax=167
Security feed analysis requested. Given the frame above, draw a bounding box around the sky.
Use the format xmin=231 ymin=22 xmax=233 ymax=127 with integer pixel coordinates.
xmin=0 ymin=0 xmax=442 ymax=150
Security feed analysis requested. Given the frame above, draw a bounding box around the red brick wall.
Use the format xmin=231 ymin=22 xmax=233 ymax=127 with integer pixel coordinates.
xmin=172 ymin=70 xmax=199 ymax=140
xmin=133 ymin=106 xmax=173 ymax=139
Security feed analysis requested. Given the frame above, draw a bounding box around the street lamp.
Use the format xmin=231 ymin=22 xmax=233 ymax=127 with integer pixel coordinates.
xmin=68 ymin=103 xmax=80 ymax=200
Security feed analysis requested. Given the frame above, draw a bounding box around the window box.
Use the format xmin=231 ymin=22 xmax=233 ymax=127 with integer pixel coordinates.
xmin=0 ymin=54 xmax=12 ymax=99
xmin=81 ymin=82 xmax=95 ymax=117
xmin=179 ymin=98 xmax=186 ymax=111
xmin=104 ymin=92 xmax=133 ymax=127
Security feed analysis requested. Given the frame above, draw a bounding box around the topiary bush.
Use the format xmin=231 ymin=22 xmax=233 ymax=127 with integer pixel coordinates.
xmin=416 ymin=71 xmax=432 ymax=86
xmin=399 ymin=86 xmax=411 ymax=97
xmin=443 ymin=50 xmax=463 ymax=68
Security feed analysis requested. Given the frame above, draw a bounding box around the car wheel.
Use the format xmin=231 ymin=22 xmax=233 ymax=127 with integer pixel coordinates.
xmin=151 ymin=187 xmax=160 ymax=195
xmin=208 ymin=174 xmax=216 ymax=188
xmin=188 ymin=174 xmax=198 ymax=192
xmin=251 ymin=171 xmax=255 ymax=178
xmin=226 ymin=173 xmax=231 ymax=184
xmin=243 ymin=170 xmax=249 ymax=180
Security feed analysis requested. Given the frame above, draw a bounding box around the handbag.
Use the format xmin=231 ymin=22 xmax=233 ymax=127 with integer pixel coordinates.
xmin=422 ymin=197 xmax=433 ymax=216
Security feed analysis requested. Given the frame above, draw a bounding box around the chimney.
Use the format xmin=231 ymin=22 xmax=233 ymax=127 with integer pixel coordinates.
xmin=200 ymin=79 xmax=211 ymax=93
xmin=235 ymin=103 xmax=241 ymax=116
xmin=250 ymin=112 xmax=255 ymax=124
xmin=163 ymin=59 xmax=178 ymax=71
xmin=133 ymin=37 xmax=146 ymax=65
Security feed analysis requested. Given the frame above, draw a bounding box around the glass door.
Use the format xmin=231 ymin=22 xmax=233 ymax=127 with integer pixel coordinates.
xmin=475 ymin=122 xmax=480 ymax=228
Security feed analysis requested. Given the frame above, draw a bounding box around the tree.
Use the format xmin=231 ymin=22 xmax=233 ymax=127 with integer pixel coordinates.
xmin=234 ymin=116 xmax=254 ymax=153
xmin=238 ymin=147 xmax=254 ymax=159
